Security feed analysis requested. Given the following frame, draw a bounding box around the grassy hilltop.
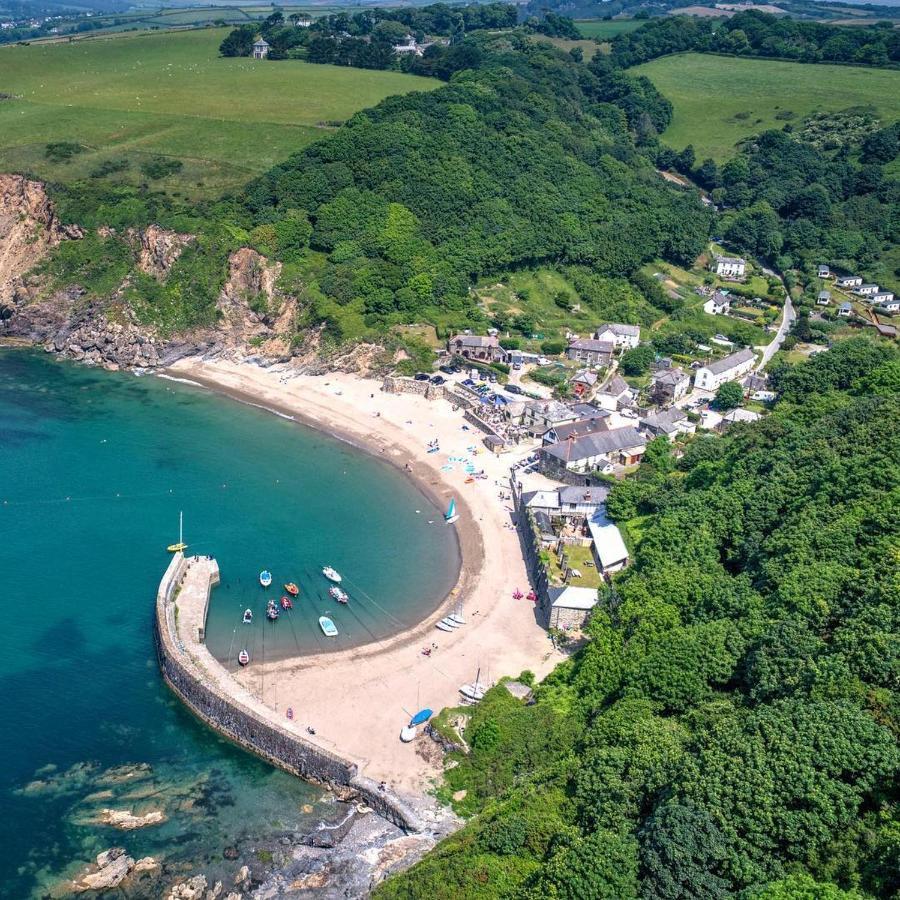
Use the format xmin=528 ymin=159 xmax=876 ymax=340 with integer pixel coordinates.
xmin=635 ymin=53 xmax=900 ymax=161
xmin=0 ymin=28 xmax=436 ymax=197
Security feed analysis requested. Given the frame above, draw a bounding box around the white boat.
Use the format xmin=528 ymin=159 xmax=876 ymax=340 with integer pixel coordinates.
xmin=329 ymin=586 xmax=349 ymax=604
xmin=449 ymin=613 xmax=465 ymax=626
xmin=399 ymin=725 xmax=417 ymax=743
xmin=319 ymin=615 xmax=338 ymax=637
xmin=435 ymin=621 xmax=454 ymax=632
xmin=259 ymin=570 xmax=272 ymax=587
xmin=322 ymin=566 xmax=342 ymax=584
xmin=459 ymin=667 xmax=487 ymax=702
xmin=242 ymin=608 xmax=253 ymax=624
xmin=238 ymin=650 xmax=250 ymax=666
xmin=444 ymin=498 xmax=459 ymax=525
xmin=440 ymin=616 xmax=460 ymax=629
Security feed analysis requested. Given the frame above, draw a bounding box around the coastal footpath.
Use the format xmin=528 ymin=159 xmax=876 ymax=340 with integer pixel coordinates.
xmin=153 ymin=551 xmax=424 ymax=833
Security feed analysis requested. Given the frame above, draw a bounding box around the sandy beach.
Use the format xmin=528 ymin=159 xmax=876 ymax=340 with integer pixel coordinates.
xmin=167 ymin=357 xmax=561 ymax=796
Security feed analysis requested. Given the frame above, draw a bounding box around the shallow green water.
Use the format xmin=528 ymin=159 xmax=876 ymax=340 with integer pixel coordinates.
xmin=0 ymin=350 xmax=458 ymax=897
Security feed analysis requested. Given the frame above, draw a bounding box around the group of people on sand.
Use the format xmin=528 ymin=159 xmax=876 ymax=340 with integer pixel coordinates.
xmin=421 ymin=642 xmax=438 ymax=657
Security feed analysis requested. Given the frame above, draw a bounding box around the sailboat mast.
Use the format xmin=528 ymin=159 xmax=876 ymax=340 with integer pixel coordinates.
xmin=179 ymin=510 xmax=183 ymax=546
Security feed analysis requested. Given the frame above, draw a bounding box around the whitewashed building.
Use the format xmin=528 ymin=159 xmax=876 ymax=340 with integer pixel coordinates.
xmin=713 ymin=256 xmax=746 ymax=278
xmin=593 ymin=323 xmax=640 ymax=349
xmin=694 ymin=348 xmax=756 ymax=391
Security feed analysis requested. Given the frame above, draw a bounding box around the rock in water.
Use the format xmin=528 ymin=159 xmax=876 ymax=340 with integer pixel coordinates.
xmin=68 ymin=847 xmax=135 ymax=892
xmin=166 ymin=874 xmax=208 ymax=899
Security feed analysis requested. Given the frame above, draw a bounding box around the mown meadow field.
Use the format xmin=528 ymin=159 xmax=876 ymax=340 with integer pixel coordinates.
xmin=575 ymin=19 xmax=643 ymax=39
xmin=634 ymin=52 xmax=900 ymax=161
xmin=0 ymin=28 xmax=436 ymax=197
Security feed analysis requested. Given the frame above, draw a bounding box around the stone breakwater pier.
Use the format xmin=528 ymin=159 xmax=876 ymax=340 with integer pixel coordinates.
xmin=153 ymin=552 xmax=423 ymax=832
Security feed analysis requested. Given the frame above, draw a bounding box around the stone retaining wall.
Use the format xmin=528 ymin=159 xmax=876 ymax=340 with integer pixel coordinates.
xmin=381 ymin=375 xmax=446 ymax=401
xmin=153 ymin=554 xmax=422 ymax=833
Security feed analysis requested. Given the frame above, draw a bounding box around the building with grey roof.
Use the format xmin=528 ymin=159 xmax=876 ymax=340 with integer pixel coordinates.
xmin=540 ymin=426 xmax=646 ymax=476
xmin=694 ymin=348 xmax=756 ymax=391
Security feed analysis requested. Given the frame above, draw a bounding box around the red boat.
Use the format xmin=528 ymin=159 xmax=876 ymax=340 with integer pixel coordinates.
xmin=284 ymin=582 xmax=299 ymax=596
xmin=281 ymin=596 xmax=293 ymax=610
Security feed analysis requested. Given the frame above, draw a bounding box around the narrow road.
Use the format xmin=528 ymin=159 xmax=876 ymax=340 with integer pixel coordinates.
xmin=758 ymin=293 xmax=795 ymax=371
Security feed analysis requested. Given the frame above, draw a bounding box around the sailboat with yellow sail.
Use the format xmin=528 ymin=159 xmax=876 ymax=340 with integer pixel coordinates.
xmin=167 ymin=511 xmax=188 ymax=553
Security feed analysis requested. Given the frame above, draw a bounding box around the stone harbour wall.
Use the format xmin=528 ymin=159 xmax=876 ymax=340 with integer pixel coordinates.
xmin=381 ymin=375 xmax=446 ymax=401
xmin=153 ymin=554 xmax=423 ymax=833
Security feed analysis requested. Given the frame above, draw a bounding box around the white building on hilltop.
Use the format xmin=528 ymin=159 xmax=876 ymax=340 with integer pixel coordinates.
xmin=252 ymin=38 xmax=270 ymax=59
xmin=713 ymin=256 xmax=746 ymax=278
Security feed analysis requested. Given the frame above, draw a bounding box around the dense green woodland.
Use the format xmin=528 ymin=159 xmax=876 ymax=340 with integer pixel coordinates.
xmin=375 ymin=338 xmax=900 ymax=899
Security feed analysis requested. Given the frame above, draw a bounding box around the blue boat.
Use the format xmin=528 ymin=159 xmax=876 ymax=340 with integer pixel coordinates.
xmin=259 ymin=570 xmax=272 ymax=587
xmin=409 ymin=708 xmax=433 ymax=727
xmin=444 ymin=498 xmax=459 ymax=525
xmin=319 ymin=616 xmax=338 ymax=637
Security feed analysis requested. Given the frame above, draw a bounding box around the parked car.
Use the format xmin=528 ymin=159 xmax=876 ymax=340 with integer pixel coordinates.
xmin=430 ymin=375 xmax=446 ymax=385
xmin=413 ymin=373 xmax=430 ymax=381
xmin=488 ymin=373 xmax=498 ymax=383
xmin=439 ymin=365 xmax=455 ymax=375
xmin=462 ymin=378 xmax=476 ymax=387
xmin=506 ymin=384 xmax=523 ymax=395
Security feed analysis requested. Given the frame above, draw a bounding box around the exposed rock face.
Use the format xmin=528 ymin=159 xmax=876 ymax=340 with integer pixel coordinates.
xmin=68 ymin=847 xmax=135 ymax=893
xmin=0 ymin=174 xmax=81 ymax=307
xmin=48 ymin=308 xmax=162 ymax=370
xmin=166 ymin=874 xmax=208 ymax=900
xmin=129 ymin=224 xmax=193 ymax=280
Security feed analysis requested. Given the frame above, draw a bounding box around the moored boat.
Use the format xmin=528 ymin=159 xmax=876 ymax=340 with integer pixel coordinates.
xmin=284 ymin=582 xmax=299 ymax=596
xmin=238 ymin=649 xmax=249 ymax=666
xmin=166 ymin=511 xmax=188 ymax=553
xmin=266 ymin=600 xmax=279 ymax=621
xmin=328 ymin=586 xmax=349 ymax=604
xmin=259 ymin=570 xmax=272 ymax=587
xmin=322 ymin=566 xmax=342 ymax=584
xmin=444 ymin=498 xmax=459 ymax=525
xmin=318 ymin=615 xmax=338 ymax=637
xmin=242 ymin=608 xmax=253 ymax=624
xmin=281 ymin=595 xmax=293 ymax=610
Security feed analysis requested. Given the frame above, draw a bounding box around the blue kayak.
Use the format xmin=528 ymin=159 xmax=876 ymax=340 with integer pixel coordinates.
xmin=409 ymin=708 xmax=433 ymax=727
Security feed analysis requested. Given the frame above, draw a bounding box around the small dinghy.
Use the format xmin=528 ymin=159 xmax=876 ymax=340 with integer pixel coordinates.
xmin=435 ymin=621 xmax=454 ymax=632
xmin=266 ymin=600 xmax=279 ymax=621
xmin=409 ymin=708 xmax=433 ymax=727
xmin=319 ymin=615 xmax=338 ymax=637
xmin=400 ymin=725 xmax=418 ymax=743
xmin=444 ymin=498 xmax=459 ymax=525
xmin=322 ymin=566 xmax=342 ymax=584
xmin=286 ymin=707 xmax=294 ymax=720
xmin=242 ymin=608 xmax=253 ymax=624
xmin=440 ymin=616 xmax=460 ymax=629
xmin=281 ymin=595 xmax=293 ymax=610
xmin=329 ymin=586 xmax=349 ymax=604
xmin=449 ymin=612 xmax=465 ymax=626
xmin=238 ymin=649 xmax=250 ymax=666
xmin=259 ymin=570 xmax=272 ymax=588
xmin=284 ymin=582 xmax=299 ymax=596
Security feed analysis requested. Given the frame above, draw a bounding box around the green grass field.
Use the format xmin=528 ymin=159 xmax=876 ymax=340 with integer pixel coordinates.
xmin=575 ymin=19 xmax=643 ymax=39
xmin=0 ymin=28 xmax=435 ymax=197
xmin=634 ymin=53 xmax=900 ymax=162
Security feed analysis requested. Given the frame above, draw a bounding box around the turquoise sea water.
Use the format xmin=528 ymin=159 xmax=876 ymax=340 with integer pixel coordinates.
xmin=0 ymin=350 xmax=458 ymax=897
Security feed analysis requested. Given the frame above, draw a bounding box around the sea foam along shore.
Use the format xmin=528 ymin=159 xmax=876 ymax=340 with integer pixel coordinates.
xmin=166 ymin=356 xmax=561 ymax=798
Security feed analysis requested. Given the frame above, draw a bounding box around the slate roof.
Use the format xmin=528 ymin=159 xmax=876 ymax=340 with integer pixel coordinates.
xmin=543 ymin=426 xmax=645 ymax=462
xmin=702 ymin=348 xmax=755 ymax=376
xmin=596 ymin=322 xmax=640 ymax=337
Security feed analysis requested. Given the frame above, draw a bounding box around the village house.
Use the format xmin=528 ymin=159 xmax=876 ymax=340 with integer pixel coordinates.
xmin=743 ymin=373 xmax=775 ymax=402
xmin=639 ymin=408 xmax=695 ymax=441
xmin=295 ymin=16 xmax=313 ymax=26
xmin=566 ymin=338 xmax=615 ymax=368
xmin=877 ymin=296 xmax=899 ymax=313
xmin=855 ymin=283 xmax=880 ymax=298
xmin=718 ymin=408 xmax=762 ymax=431
xmin=650 ymin=367 xmax=691 ymax=406
xmin=817 ymin=290 xmax=831 ymax=306
xmin=593 ymin=322 xmax=641 ymax=350
xmin=703 ymin=289 xmax=731 ymax=316
xmin=522 ymin=399 xmax=578 ymax=435
xmin=540 ymin=426 xmax=646 ymax=476
xmin=872 ymin=290 xmax=895 ymax=307
xmin=588 ymin=516 xmax=629 ymax=574
xmin=836 ymin=275 xmax=862 ymax=289
xmin=713 ymin=255 xmax=746 ymax=278
xmin=694 ymin=348 xmax=756 ymax=392
xmin=543 ymin=414 xmax=610 ymax=446
xmin=595 ymin=374 xmax=633 ymax=411
xmin=520 ymin=485 xmax=609 ymax=521
xmin=570 ymin=369 xmax=599 ymax=398
xmin=447 ymin=333 xmax=507 ymax=364
xmin=838 ymin=302 xmax=853 ymax=317
xmin=252 ymin=38 xmax=270 ymax=58
xmin=818 ymin=265 xmax=830 ymax=278
xmin=547 ymin=585 xmax=598 ymax=630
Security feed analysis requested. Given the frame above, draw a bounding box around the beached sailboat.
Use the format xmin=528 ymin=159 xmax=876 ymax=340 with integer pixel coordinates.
xmin=259 ymin=570 xmax=272 ymax=588
xmin=166 ymin=511 xmax=188 ymax=553
xmin=242 ymin=608 xmax=253 ymax=624
xmin=444 ymin=498 xmax=459 ymax=525
xmin=329 ymin=586 xmax=349 ymax=604
xmin=449 ymin=612 xmax=466 ymax=626
xmin=319 ymin=615 xmax=338 ymax=637
xmin=440 ymin=616 xmax=460 ymax=629
xmin=435 ymin=620 xmax=454 ymax=632
xmin=322 ymin=566 xmax=342 ymax=583
xmin=238 ymin=650 xmax=250 ymax=666
xmin=459 ymin=667 xmax=487 ymax=702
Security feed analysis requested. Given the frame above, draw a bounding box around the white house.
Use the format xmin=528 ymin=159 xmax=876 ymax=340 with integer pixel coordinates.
xmin=593 ymin=323 xmax=640 ymax=349
xmin=694 ymin=348 xmax=756 ymax=391
xmin=817 ymin=265 xmax=830 ymax=278
xmin=639 ymin=408 xmax=696 ymax=441
xmin=650 ymin=367 xmax=691 ymax=405
xmin=595 ymin=374 xmax=633 ymax=411
xmin=587 ymin=515 xmax=629 ymax=574
xmin=713 ymin=256 xmax=746 ymax=278
xmin=817 ymin=290 xmax=831 ymax=306
xmin=838 ymin=302 xmax=853 ymax=317
xmin=855 ymin=284 xmax=879 ymax=297
xmin=252 ymin=38 xmax=270 ymax=59
xmin=877 ymin=296 xmax=899 ymax=313
xmin=872 ymin=290 xmax=895 ymax=306
xmin=703 ymin=290 xmax=730 ymax=315
xmin=836 ymin=275 xmax=862 ymax=289
xmin=540 ymin=426 xmax=646 ymax=475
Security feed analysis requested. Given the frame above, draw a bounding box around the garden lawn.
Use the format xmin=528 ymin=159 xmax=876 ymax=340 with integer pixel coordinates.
xmin=634 ymin=53 xmax=900 ymax=161
xmin=0 ymin=27 xmax=436 ymax=197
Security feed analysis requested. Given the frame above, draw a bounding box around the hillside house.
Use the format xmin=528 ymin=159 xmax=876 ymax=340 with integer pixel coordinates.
xmin=639 ymin=408 xmax=695 ymax=441
xmin=817 ymin=290 xmax=831 ymax=306
xmin=718 ymin=408 xmax=762 ymax=431
xmin=547 ymin=585 xmax=598 ymax=630
xmin=448 ymin=334 xmax=506 ymax=363
xmin=855 ymin=284 xmax=879 ymax=298
xmin=872 ymin=290 xmax=895 ymax=306
xmin=252 ymin=38 xmax=270 ymax=58
xmin=703 ymin=290 xmax=731 ymax=316
xmin=877 ymin=296 xmax=899 ymax=313
xmin=836 ymin=275 xmax=862 ymax=289
xmin=595 ymin=374 xmax=633 ymax=411
xmin=594 ymin=323 xmax=640 ymax=349
xmin=694 ymin=348 xmax=756 ymax=391
xmin=543 ymin=415 xmax=610 ymax=446
xmin=650 ymin=367 xmax=691 ymax=405
xmin=570 ymin=369 xmax=599 ymax=398
xmin=540 ymin=426 xmax=646 ymax=476
xmin=713 ymin=256 xmax=746 ymax=278
xmin=295 ymin=16 xmax=312 ymax=26
xmin=818 ymin=265 xmax=830 ymax=278
xmin=566 ymin=338 xmax=614 ymax=368
xmin=838 ymin=302 xmax=853 ymax=317
xmin=520 ymin=485 xmax=609 ymax=521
